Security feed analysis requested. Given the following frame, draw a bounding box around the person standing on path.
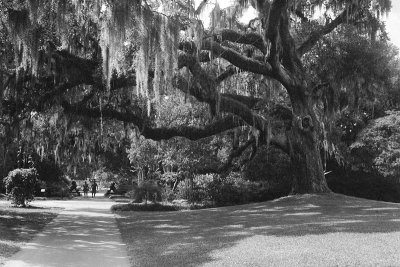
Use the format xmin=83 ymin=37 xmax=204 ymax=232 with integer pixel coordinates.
xmin=91 ymin=180 xmax=98 ymax=198
xmin=83 ymin=181 xmax=89 ymax=198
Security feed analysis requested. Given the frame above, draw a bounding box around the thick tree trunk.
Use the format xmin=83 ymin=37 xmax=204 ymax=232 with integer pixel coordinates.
xmin=289 ymin=130 xmax=330 ymax=194
xmin=288 ymin=102 xmax=331 ymax=194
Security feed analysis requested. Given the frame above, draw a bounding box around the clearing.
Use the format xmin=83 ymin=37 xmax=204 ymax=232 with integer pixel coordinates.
xmin=114 ymin=193 xmax=400 ymax=267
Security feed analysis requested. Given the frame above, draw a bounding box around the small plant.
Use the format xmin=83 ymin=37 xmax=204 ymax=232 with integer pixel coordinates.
xmin=3 ymin=168 xmax=38 ymax=207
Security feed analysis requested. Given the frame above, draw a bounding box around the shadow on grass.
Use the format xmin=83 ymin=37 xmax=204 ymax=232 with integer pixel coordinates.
xmin=2 ymin=199 xmax=129 ymax=267
xmin=114 ymin=193 xmax=400 ymax=266
xmin=0 ymin=201 xmax=60 ymax=264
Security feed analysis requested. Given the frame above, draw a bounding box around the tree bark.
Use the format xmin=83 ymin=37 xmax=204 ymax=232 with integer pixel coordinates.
xmin=289 ymin=131 xmax=330 ymax=194
xmin=287 ymin=99 xmax=331 ymax=194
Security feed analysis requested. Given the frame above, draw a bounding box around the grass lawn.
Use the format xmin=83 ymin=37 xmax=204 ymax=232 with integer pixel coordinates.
xmin=0 ymin=199 xmax=61 ymax=265
xmin=114 ymin=193 xmax=400 ymax=267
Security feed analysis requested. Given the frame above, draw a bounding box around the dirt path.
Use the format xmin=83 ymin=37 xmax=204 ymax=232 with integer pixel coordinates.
xmin=4 ymin=197 xmax=130 ymax=267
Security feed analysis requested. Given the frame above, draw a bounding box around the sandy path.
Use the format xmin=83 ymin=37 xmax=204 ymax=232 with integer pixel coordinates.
xmin=4 ymin=198 xmax=130 ymax=267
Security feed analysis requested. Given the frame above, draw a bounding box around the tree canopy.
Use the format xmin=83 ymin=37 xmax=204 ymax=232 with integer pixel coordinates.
xmin=0 ymin=0 xmax=397 ymax=194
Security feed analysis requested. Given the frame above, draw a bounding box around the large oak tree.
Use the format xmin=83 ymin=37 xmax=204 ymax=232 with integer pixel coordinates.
xmin=0 ymin=0 xmax=392 ymax=193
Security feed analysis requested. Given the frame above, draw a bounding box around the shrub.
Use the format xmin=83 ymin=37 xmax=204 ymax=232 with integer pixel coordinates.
xmin=327 ymin=169 xmax=400 ymax=203
xmin=3 ymin=168 xmax=38 ymax=207
xmin=350 ymin=111 xmax=400 ymax=177
xmin=203 ymin=173 xmax=271 ymax=205
xmin=205 ymin=175 xmax=241 ymax=205
xmin=175 ymin=173 xmax=290 ymax=207
xmin=34 ymin=157 xmax=69 ymax=197
xmin=161 ymin=187 xmax=178 ymax=202
xmin=111 ymin=202 xmax=179 ymax=212
xmin=175 ymin=174 xmax=214 ymax=202
xmin=242 ymin=146 xmax=292 ymax=192
xmin=129 ymin=181 xmax=162 ymax=203
xmin=111 ymin=202 xmax=212 ymax=212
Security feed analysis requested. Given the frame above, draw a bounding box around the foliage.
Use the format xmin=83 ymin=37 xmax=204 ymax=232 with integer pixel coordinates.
xmin=34 ymin=156 xmax=69 ymax=197
xmin=128 ymin=96 xmax=227 ymax=173
xmin=336 ymin=110 xmax=370 ymax=146
xmin=308 ymin=26 xmax=398 ymax=113
xmin=204 ymin=172 xmax=288 ymax=206
xmin=350 ymin=111 xmax=400 ymax=177
xmin=129 ymin=135 xmax=226 ymax=173
xmin=3 ymin=168 xmax=38 ymax=206
xmin=111 ymin=202 xmax=179 ymax=212
xmin=243 ymin=146 xmax=293 ymax=182
xmin=327 ymin=170 xmax=400 ymax=203
xmin=304 ymin=24 xmax=400 ymax=163
xmin=129 ymin=180 xmax=162 ymax=203
xmin=175 ymin=172 xmax=289 ymax=206
xmin=0 ymin=0 xmax=397 ymax=195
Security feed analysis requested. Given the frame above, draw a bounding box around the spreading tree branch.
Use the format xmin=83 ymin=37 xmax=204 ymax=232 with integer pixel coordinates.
xmin=265 ymin=0 xmax=287 ymax=69
xmin=216 ymin=65 xmax=238 ymax=83
xmin=62 ymin=99 xmax=244 ymax=141
xmin=297 ymin=3 xmax=361 ymax=56
xmin=279 ymin=8 xmax=303 ymax=73
xmin=293 ymin=9 xmax=309 ymax=23
xmin=201 ymin=39 xmax=273 ymax=76
xmin=212 ymin=29 xmax=268 ymax=55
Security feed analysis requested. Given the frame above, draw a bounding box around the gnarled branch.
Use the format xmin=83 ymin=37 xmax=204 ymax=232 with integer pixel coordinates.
xmin=62 ymin=98 xmax=243 ymax=141
xmin=212 ymin=29 xmax=268 ymax=55
xmin=297 ymin=3 xmax=361 ymax=56
xmin=201 ymin=39 xmax=273 ymax=76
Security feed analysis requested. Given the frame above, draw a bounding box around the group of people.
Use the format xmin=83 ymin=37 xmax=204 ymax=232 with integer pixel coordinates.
xmin=70 ymin=180 xmax=98 ymax=198
xmin=70 ymin=180 xmax=119 ymax=198
xmin=82 ymin=180 xmax=98 ymax=198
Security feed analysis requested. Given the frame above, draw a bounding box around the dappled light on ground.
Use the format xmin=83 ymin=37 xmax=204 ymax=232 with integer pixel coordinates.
xmin=3 ymin=199 xmax=130 ymax=267
xmin=115 ymin=194 xmax=400 ymax=266
xmin=0 ymin=201 xmax=60 ymax=265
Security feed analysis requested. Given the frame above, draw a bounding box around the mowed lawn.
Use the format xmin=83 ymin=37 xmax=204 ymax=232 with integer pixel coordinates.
xmin=0 ymin=200 xmax=60 ymax=265
xmin=114 ymin=193 xmax=400 ymax=267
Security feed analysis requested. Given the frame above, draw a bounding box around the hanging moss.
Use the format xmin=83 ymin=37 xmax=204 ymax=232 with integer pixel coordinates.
xmin=5 ymin=0 xmax=180 ymax=117
xmin=7 ymin=8 xmax=43 ymax=75
xmin=153 ymin=52 xmax=161 ymax=103
xmin=98 ymin=0 xmax=143 ymax=89
xmin=0 ymin=61 xmax=3 ymax=115
xmin=130 ymin=7 xmax=180 ymax=115
xmin=7 ymin=9 xmax=30 ymax=38
xmin=27 ymin=0 xmax=40 ymax=22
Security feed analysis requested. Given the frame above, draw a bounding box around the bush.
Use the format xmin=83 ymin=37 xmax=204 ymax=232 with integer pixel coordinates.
xmin=111 ymin=202 xmax=212 ymax=212
xmin=115 ymin=179 xmax=134 ymax=194
xmin=242 ymin=146 xmax=292 ymax=195
xmin=205 ymin=173 xmax=287 ymax=206
xmin=44 ymin=185 xmax=70 ymax=198
xmin=350 ymin=111 xmax=400 ymax=177
xmin=175 ymin=174 xmax=214 ymax=202
xmin=174 ymin=173 xmax=290 ymax=207
xmin=129 ymin=181 xmax=162 ymax=203
xmin=111 ymin=202 xmax=179 ymax=212
xmin=3 ymin=168 xmax=38 ymax=207
xmin=35 ymin=157 xmax=69 ymax=197
xmin=327 ymin=169 xmax=400 ymax=203
xmin=161 ymin=187 xmax=178 ymax=202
